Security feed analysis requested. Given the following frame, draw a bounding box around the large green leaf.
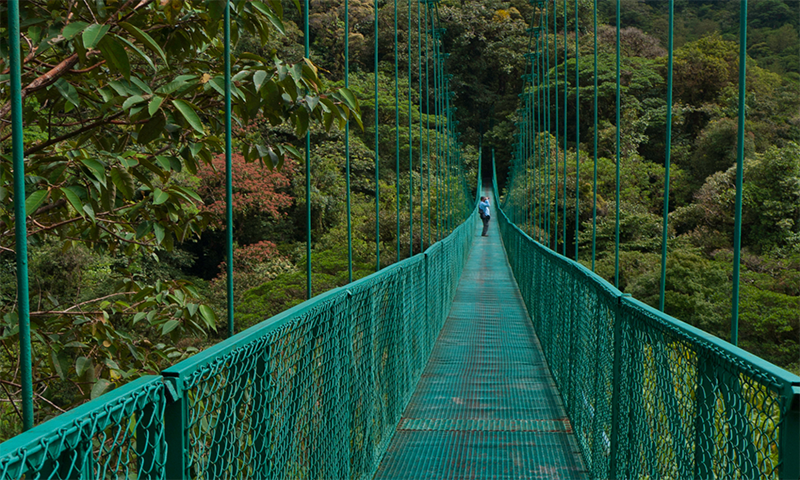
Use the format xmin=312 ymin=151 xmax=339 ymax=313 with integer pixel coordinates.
xmin=295 ymin=108 xmax=309 ymax=137
xmin=198 ymin=305 xmax=217 ymax=329
xmin=98 ymin=35 xmax=131 ymax=80
xmin=122 ymin=95 xmax=146 ymax=111
xmin=62 ymin=21 xmax=89 ymax=40
xmin=153 ymin=222 xmax=166 ymax=244
xmin=171 ymin=100 xmax=205 ymax=134
xmin=137 ymin=113 xmax=166 ymax=145
xmin=75 ymin=357 xmax=93 ymax=377
xmin=253 ymin=70 xmax=269 ymax=92
xmin=116 ymin=36 xmax=156 ymax=72
xmin=80 ymin=158 xmax=106 ymax=181
xmin=267 ymin=0 xmax=283 ymax=17
xmin=336 ymin=87 xmax=359 ymax=111
xmin=60 ymin=187 xmax=84 ymax=215
xmin=54 ymin=78 xmax=80 ymax=107
xmin=82 ymin=24 xmax=110 ymax=49
xmin=157 ymin=75 xmax=197 ymax=95
xmin=171 ymin=185 xmax=203 ymax=204
xmin=251 ymin=2 xmax=286 ymax=35
xmin=161 ymin=319 xmax=181 ymax=335
xmin=90 ymin=379 xmax=112 ymax=399
xmin=152 ymin=188 xmax=169 ymax=205
xmin=25 ymin=190 xmax=48 ymax=213
xmin=110 ymin=166 xmax=135 ymax=199
xmin=117 ymin=21 xmax=168 ymax=65
xmin=148 ymin=96 xmax=164 ymax=116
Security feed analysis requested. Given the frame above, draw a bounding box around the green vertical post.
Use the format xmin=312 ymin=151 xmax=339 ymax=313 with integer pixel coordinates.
xmin=553 ymin=0 xmax=559 ymax=252
xmin=445 ymin=81 xmax=451 ymax=235
xmin=435 ymin=42 xmax=441 ymax=239
xmin=781 ymin=388 xmax=800 ymax=479
xmin=614 ymin=0 xmax=621 ymax=289
xmin=659 ymin=0 xmax=675 ymax=312
xmin=591 ymin=0 xmax=598 ymax=272
xmin=418 ymin=0 xmax=424 ymax=252
xmin=164 ymin=377 xmax=188 ymax=479
xmin=535 ymin=33 xmax=541 ymax=238
xmin=375 ymin=0 xmax=381 ymax=271
xmin=537 ymin=50 xmax=543 ymax=239
xmin=574 ymin=0 xmax=580 ymax=262
xmin=545 ymin=4 xmax=552 ymax=250
xmin=394 ymin=0 xmax=400 ymax=262
xmin=346 ymin=0 xmax=353 ymax=283
xmin=409 ymin=0 xmax=414 ymax=258
xmin=8 ymin=0 xmax=33 ymax=432
xmin=425 ymin=6 xmax=431 ymax=247
xmin=730 ymin=0 xmax=747 ymax=345
xmin=542 ymin=37 xmax=550 ymax=243
xmin=537 ymin=50 xmax=542 ymax=241
xmin=477 ymin=140 xmax=482 ymax=202
xmin=609 ymin=296 xmax=624 ymax=476
xmin=224 ymin=0 xmax=235 ymax=333
xmin=533 ymin=60 xmax=539 ymax=238
xmin=527 ymin=90 xmax=532 ymax=233
xmin=433 ymin=30 xmax=440 ymax=241
xmin=562 ymin=0 xmax=568 ymax=257
xmin=524 ymin=96 xmax=530 ymax=234
xmin=304 ymin=0 xmax=313 ymax=298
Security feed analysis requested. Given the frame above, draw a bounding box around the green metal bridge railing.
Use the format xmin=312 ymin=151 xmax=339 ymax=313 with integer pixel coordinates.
xmin=0 ymin=376 xmax=165 ymax=479
xmin=0 ymin=210 xmax=477 ymax=480
xmin=493 ymin=161 xmax=800 ymax=479
xmin=159 ymin=210 xmax=476 ymax=479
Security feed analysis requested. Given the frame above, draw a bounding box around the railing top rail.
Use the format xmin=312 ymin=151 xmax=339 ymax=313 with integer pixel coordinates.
xmin=0 ymin=375 xmax=162 ymax=474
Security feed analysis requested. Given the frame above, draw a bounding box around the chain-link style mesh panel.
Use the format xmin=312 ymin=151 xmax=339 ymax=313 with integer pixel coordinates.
xmin=497 ymin=208 xmax=617 ymax=479
xmin=162 ymin=214 xmax=478 ymax=480
xmin=615 ymin=297 xmax=798 ymax=479
xmin=495 ymin=193 xmax=800 ymax=479
xmin=0 ymin=376 xmax=165 ymax=480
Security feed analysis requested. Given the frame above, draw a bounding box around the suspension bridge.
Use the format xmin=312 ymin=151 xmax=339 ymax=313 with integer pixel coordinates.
xmin=1 ymin=0 xmax=799 ymax=478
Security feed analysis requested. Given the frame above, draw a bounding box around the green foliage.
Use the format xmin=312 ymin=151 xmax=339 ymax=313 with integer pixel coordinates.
xmin=673 ymin=142 xmax=800 ymax=255
xmin=0 ymin=0 xmax=360 ymax=433
xmin=500 ymin=0 xmax=800 ymax=375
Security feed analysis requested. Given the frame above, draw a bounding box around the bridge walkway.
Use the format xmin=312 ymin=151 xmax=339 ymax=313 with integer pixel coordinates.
xmin=374 ymin=208 xmax=587 ymax=479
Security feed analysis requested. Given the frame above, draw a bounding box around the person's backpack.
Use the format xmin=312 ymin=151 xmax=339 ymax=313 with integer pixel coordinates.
xmin=478 ymin=205 xmax=486 ymax=219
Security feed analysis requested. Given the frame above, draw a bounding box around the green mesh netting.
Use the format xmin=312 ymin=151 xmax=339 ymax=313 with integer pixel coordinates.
xmin=0 ymin=376 xmax=165 ymax=480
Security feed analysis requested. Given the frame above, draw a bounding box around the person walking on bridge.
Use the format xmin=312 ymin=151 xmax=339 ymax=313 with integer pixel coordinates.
xmin=479 ymin=196 xmax=491 ymax=236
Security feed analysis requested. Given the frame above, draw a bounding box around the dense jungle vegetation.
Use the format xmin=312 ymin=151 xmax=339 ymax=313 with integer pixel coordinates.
xmin=0 ymin=0 xmax=797 ymax=440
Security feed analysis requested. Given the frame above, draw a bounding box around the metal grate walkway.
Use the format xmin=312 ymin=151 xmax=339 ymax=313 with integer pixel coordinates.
xmin=374 ymin=205 xmax=588 ymax=479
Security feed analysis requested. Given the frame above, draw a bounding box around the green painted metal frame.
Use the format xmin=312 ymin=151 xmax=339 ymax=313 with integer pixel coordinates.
xmin=493 ymin=169 xmax=800 ymax=479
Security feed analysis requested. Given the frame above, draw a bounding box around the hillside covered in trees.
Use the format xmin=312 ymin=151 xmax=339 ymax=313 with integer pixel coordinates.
xmin=0 ymin=0 xmax=797 ymax=440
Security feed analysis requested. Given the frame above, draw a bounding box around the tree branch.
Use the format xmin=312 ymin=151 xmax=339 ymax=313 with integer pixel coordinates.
xmin=0 ymin=381 xmax=22 ymax=422
xmin=68 ymin=61 xmax=107 ymax=74
xmin=96 ymin=223 xmax=155 ymax=247
xmin=30 ymin=291 xmax=138 ymax=317
xmin=0 ymin=53 xmax=81 ymax=123
xmin=25 ymin=111 xmax=125 ymax=156
xmin=0 ymin=46 xmax=107 ymax=134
